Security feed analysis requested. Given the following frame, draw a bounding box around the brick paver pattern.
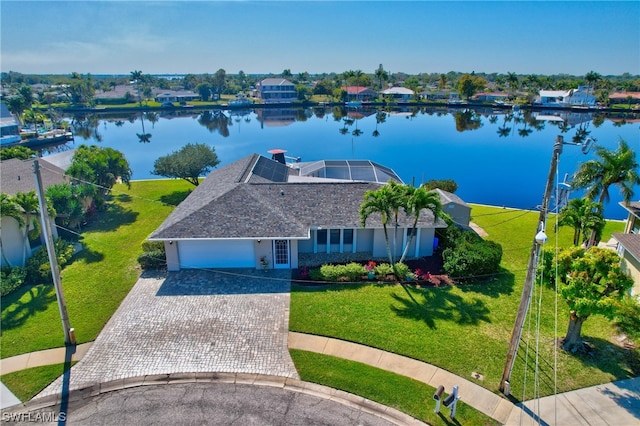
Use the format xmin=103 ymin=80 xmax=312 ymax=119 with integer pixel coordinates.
xmin=39 ymin=269 xmax=299 ymax=397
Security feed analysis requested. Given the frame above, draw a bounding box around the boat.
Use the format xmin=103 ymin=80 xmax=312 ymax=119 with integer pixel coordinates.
xmin=345 ymin=101 xmax=362 ymax=107
xmin=228 ymin=94 xmax=253 ymax=107
xmin=18 ymin=129 xmax=74 ymax=148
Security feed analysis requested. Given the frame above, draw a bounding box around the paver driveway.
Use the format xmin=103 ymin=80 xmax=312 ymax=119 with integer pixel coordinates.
xmin=39 ymin=269 xmax=299 ymax=397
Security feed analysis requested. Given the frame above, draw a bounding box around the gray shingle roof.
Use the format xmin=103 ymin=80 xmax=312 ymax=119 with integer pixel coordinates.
xmin=1 ymin=158 xmax=68 ymax=196
xmin=620 ymin=201 xmax=640 ymax=219
xmin=435 ymin=188 xmax=468 ymax=207
xmin=613 ymin=233 xmax=640 ymax=261
xmin=150 ymin=154 xmax=445 ymax=240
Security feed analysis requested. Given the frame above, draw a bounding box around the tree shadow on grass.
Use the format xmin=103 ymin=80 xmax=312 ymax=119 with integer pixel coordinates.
xmin=113 ymin=193 xmax=132 ymax=203
xmin=159 ymin=189 xmax=192 ymax=206
xmin=1 ymin=284 xmax=57 ymax=333
xmin=390 ymin=284 xmax=491 ymax=329
xmin=570 ymin=336 xmax=640 ymax=379
xmin=84 ymin=203 xmax=138 ymax=233
xmin=70 ymin=244 xmax=105 ymax=265
xmin=455 ymin=268 xmax=516 ymax=298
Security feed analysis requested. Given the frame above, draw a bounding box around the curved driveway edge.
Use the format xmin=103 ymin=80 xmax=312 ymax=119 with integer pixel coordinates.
xmin=0 ymin=373 xmax=426 ymax=426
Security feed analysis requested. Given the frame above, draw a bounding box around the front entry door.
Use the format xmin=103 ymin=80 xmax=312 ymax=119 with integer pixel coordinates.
xmin=273 ymin=240 xmax=290 ymax=269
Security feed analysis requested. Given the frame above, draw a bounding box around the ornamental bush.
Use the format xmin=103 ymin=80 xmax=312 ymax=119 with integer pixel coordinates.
xmin=137 ymin=241 xmax=166 ymax=270
xmin=442 ymin=231 xmax=502 ymax=280
xmin=25 ymin=239 xmax=75 ymax=284
xmin=0 ymin=266 xmax=27 ymax=296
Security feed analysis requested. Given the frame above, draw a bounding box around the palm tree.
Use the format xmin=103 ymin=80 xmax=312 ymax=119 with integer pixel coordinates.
xmin=359 ymin=185 xmax=395 ymax=267
xmin=359 ymin=182 xmax=407 ymax=272
xmin=572 ymin=139 xmax=640 ymax=205
xmin=0 ymin=193 xmax=25 ymax=267
xmin=584 ymin=71 xmax=601 ymax=96
xmin=558 ymin=198 xmax=605 ymax=246
xmin=572 ymin=139 xmax=640 ymax=245
xmin=14 ymin=191 xmax=41 ymax=265
xmin=399 ymin=186 xmax=442 ymax=262
xmin=375 ymin=64 xmax=388 ymax=91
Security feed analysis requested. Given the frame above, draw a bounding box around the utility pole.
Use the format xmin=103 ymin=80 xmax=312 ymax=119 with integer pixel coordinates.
xmin=33 ymin=160 xmax=75 ymax=345
xmin=499 ymin=135 xmax=564 ymax=394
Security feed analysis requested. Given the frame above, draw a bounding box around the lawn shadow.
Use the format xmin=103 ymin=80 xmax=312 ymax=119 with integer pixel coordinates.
xmin=569 ymin=335 xmax=640 ymax=380
xmin=113 ymin=193 xmax=132 ymax=203
xmin=1 ymin=284 xmax=57 ymax=332
xmin=456 ymin=268 xmax=516 ymax=298
xmin=84 ymin=203 xmax=138 ymax=233
xmin=159 ymin=189 xmax=192 ymax=206
xmin=390 ymin=284 xmax=491 ymax=330
xmin=70 ymin=245 xmax=105 ymax=265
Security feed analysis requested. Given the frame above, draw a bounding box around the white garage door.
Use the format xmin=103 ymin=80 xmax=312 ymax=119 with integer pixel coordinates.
xmin=178 ymin=240 xmax=255 ymax=269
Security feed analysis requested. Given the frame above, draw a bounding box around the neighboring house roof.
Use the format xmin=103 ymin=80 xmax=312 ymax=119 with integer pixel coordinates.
xmin=619 ymin=201 xmax=640 ymax=219
xmin=342 ymin=86 xmax=375 ymax=95
xmin=260 ymin=78 xmax=294 ymax=87
xmin=609 ymin=92 xmax=640 ymax=100
xmin=1 ymin=158 xmax=68 ymax=196
xmin=150 ymin=154 xmax=445 ymax=241
xmin=613 ymin=233 xmax=640 ymax=261
xmin=435 ymin=188 xmax=468 ymax=207
xmin=381 ymin=87 xmax=414 ymax=95
xmin=1 ymin=102 xmax=18 ymax=127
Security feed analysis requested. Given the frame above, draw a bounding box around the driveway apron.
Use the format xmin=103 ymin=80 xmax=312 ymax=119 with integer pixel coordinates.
xmin=38 ymin=269 xmax=299 ymax=397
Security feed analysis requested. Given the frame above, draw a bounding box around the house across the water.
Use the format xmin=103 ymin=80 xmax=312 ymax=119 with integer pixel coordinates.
xmin=149 ymin=153 xmax=448 ymax=271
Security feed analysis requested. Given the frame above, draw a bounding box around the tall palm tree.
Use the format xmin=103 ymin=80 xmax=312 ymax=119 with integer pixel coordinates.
xmin=399 ymin=186 xmax=442 ymax=262
xmin=0 ymin=194 xmax=25 ymax=267
xmin=14 ymin=191 xmax=41 ymax=265
xmin=572 ymin=139 xmax=640 ymax=245
xmin=359 ymin=182 xmax=407 ymax=271
xmin=558 ymin=197 xmax=605 ymax=246
xmin=572 ymin=139 xmax=640 ymax=205
xmin=360 ymin=185 xmax=395 ymax=267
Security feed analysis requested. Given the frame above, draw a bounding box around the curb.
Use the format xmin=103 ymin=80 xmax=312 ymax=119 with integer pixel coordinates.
xmin=0 ymin=372 xmax=426 ymax=426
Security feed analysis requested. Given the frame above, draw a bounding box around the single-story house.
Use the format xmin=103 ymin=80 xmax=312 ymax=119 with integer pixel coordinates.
xmin=155 ymin=90 xmax=201 ymax=103
xmin=435 ymin=188 xmax=471 ymax=228
xmin=341 ymin=86 xmax=377 ymax=102
xmin=1 ymin=102 xmax=21 ymax=146
xmin=537 ymin=86 xmax=596 ymax=107
xmin=475 ymin=92 xmax=509 ymax=102
xmin=149 ymin=154 xmax=447 ymax=271
xmin=381 ymin=87 xmax=415 ymax=101
xmin=1 ymin=157 xmax=68 ymax=267
xmin=613 ymin=201 xmax=640 ymax=297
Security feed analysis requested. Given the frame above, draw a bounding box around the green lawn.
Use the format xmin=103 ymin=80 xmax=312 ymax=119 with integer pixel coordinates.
xmin=1 ymin=362 xmax=76 ymax=402
xmin=290 ymin=205 xmax=638 ymax=401
xmin=291 ymin=350 xmax=499 ymax=425
xmin=0 ymin=179 xmax=193 ymax=359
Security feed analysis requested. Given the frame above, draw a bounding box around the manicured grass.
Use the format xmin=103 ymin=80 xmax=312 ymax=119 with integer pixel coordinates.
xmin=290 ymin=205 xmax=638 ymax=401
xmin=291 ymin=349 xmax=499 ymax=425
xmin=1 ymin=362 xmax=76 ymax=402
xmin=0 ymin=179 xmax=193 ymax=358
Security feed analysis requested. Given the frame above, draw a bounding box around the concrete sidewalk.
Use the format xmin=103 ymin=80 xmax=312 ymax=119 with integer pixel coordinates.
xmin=504 ymin=377 xmax=640 ymax=426
xmin=289 ymin=332 xmax=514 ymax=424
xmin=0 ymin=343 xmax=93 ymax=376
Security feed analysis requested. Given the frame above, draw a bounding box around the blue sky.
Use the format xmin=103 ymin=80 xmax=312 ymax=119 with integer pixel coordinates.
xmin=1 ymin=1 xmax=638 ymax=76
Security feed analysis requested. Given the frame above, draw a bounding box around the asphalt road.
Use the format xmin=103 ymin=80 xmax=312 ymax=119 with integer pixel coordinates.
xmin=2 ymin=382 xmax=414 ymax=426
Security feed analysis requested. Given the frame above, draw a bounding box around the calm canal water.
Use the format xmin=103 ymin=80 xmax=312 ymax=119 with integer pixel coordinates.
xmin=54 ymin=106 xmax=639 ymax=220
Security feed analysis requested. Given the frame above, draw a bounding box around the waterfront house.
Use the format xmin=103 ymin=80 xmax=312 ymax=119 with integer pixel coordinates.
xmin=536 ymin=86 xmax=596 ymax=107
xmin=613 ymin=202 xmax=640 ymax=297
xmin=475 ymin=92 xmax=509 ymax=102
xmin=155 ymin=90 xmax=200 ymax=104
xmin=149 ymin=154 xmax=446 ymax=271
xmin=381 ymin=87 xmax=415 ymax=101
xmin=342 ymin=86 xmax=377 ymax=102
xmin=1 ymin=102 xmax=21 ymax=146
xmin=257 ymin=78 xmax=297 ymax=104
